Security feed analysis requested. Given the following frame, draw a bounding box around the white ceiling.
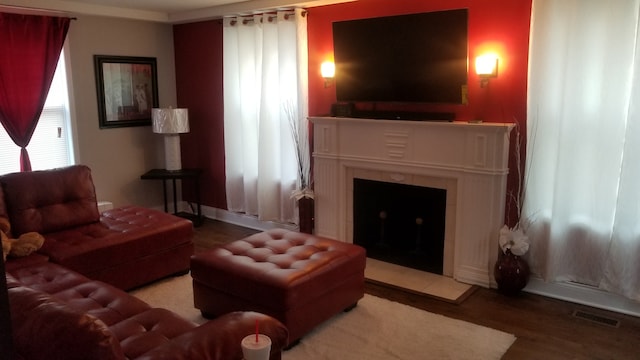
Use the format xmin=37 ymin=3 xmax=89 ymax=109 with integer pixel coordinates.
xmin=0 ymin=0 xmax=356 ymax=23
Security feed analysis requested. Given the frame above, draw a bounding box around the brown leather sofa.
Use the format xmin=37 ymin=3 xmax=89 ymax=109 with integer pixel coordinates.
xmin=7 ymin=261 xmax=288 ymax=360
xmin=0 ymin=165 xmax=193 ymax=290
xmin=1 ymin=165 xmax=290 ymax=359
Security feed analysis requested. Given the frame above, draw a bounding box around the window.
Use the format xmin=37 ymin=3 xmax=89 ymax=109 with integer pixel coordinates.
xmin=0 ymin=51 xmax=74 ymax=175
xmin=526 ymin=0 xmax=640 ymax=301
xmin=223 ymin=10 xmax=309 ymax=224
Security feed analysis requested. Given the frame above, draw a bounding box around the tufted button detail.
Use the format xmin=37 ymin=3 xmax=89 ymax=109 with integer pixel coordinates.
xmin=190 ymin=228 xmax=367 ymax=344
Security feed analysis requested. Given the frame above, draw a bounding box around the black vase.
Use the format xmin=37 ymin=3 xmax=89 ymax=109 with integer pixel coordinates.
xmin=494 ymin=249 xmax=530 ymax=295
xmin=298 ymin=197 xmax=314 ymax=234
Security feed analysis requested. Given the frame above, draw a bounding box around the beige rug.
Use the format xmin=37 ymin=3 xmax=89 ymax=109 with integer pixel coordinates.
xmin=131 ymin=274 xmax=516 ymax=360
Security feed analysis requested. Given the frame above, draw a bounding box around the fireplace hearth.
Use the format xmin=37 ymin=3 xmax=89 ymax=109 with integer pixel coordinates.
xmin=353 ymin=178 xmax=446 ymax=274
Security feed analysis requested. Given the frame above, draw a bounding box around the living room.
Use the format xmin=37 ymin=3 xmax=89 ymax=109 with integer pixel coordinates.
xmin=2 ymin=0 xmax=640 ymax=357
xmin=0 ymin=0 xmax=529 ymax=225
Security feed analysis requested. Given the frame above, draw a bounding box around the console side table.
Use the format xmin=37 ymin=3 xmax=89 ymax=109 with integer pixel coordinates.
xmin=141 ymin=168 xmax=203 ymax=227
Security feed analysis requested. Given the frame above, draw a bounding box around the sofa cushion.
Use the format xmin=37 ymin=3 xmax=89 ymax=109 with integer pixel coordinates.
xmin=38 ymin=206 xmax=193 ymax=280
xmin=9 ymin=261 xmax=89 ymax=293
xmin=54 ymin=280 xmax=153 ymax=326
xmin=8 ymin=262 xmax=152 ymax=326
xmin=109 ymin=308 xmax=197 ymax=359
xmin=9 ymin=285 xmax=125 ymax=360
xmin=4 ymin=252 xmax=49 ymax=273
xmin=0 ymin=165 xmax=100 ymax=235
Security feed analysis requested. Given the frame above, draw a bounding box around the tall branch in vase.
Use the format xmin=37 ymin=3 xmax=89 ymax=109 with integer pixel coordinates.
xmin=284 ymin=101 xmax=313 ymax=200
xmin=507 ymin=121 xmax=525 ymax=229
xmin=494 ymin=120 xmax=533 ymax=295
xmin=500 ymin=121 xmax=530 ymax=256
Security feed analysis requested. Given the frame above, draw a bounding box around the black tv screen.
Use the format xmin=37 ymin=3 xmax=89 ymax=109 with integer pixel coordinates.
xmin=332 ymin=9 xmax=468 ymax=104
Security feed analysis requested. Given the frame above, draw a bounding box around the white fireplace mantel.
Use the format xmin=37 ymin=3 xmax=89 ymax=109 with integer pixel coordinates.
xmin=310 ymin=116 xmax=514 ymax=287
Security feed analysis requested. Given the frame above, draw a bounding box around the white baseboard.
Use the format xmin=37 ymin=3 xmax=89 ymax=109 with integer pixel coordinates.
xmin=199 ymin=204 xmax=297 ymax=232
xmin=524 ymin=277 xmax=640 ymax=317
xmin=145 ymin=201 xmax=295 ymax=232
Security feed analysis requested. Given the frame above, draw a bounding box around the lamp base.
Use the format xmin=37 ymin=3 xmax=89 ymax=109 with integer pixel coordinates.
xmin=164 ymin=134 xmax=182 ymax=171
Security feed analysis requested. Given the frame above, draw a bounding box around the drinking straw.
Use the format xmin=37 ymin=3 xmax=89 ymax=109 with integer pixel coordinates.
xmin=255 ymin=319 xmax=259 ymax=342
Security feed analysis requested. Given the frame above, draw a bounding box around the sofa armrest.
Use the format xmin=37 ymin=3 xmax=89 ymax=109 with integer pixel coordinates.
xmin=135 ymin=311 xmax=288 ymax=360
xmin=9 ymin=285 xmax=124 ymax=360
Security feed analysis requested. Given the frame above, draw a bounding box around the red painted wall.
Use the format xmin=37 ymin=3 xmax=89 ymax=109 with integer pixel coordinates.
xmin=308 ymin=0 xmax=532 ymax=226
xmin=174 ymin=21 xmax=227 ymax=209
xmin=174 ymin=0 xmax=532 ymax=225
xmin=308 ymin=0 xmax=530 ymax=122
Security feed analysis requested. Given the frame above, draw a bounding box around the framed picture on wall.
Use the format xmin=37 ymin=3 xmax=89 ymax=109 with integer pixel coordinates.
xmin=94 ymin=55 xmax=159 ymax=129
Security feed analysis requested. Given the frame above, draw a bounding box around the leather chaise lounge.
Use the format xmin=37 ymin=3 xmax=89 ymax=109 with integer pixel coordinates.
xmin=0 ymin=165 xmax=193 ymax=290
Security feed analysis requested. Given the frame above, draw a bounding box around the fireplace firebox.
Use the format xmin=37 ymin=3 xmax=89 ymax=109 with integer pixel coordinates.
xmin=353 ymin=178 xmax=446 ymax=274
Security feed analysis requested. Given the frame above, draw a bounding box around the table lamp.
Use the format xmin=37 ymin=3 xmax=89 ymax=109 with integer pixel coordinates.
xmin=152 ymin=107 xmax=189 ymax=171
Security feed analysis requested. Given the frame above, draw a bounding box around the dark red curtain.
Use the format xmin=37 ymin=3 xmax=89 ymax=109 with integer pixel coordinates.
xmin=0 ymin=13 xmax=70 ymax=171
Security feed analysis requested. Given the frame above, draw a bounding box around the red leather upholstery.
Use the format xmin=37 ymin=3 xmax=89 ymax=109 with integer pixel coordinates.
xmin=0 ymin=180 xmax=8 ymax=231
xmin=8 ymin=262 xmax=289 ymax=360
xmin=0 ymin=165 xmax=100 ymax=235
xmin=40 ymin=205 xmax=194 ymax=290
xmin=0 ymin=165 xmax=194 ymax=290
xmin=2 ymin=165 xmax=290 ymax=358
xmin=9 ymin=285 xmax=125 ymax=360
xmin=191 ymin=229 xmax=366 ymax=345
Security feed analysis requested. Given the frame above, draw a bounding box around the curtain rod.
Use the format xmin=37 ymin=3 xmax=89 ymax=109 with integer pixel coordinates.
xmin=0 ymin=5 xmax=77 ymax=19
xmin=227 ymin=9 xmax=307 ymax=26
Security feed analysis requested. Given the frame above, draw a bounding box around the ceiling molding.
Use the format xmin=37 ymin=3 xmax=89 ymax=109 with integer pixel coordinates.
xmin=0 ymin=0 xmax=169 ymax=22
xmin=169 ymin=0 xmax=356 ymax=24
xmin=0 ymin=0 xmax=356 ymax=24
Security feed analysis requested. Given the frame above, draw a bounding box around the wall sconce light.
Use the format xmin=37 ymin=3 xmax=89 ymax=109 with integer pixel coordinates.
xmin=475 ymin=54 xmax=498 ymax=88
xmin=321 ymin=61 xmax=335 ymax=87
xmin=152 ymin=107 xmax=189 ymax=171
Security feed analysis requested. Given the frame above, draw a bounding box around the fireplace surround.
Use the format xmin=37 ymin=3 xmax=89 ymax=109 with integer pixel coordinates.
xmin=310 ymin=117 xmax=514 ymax=287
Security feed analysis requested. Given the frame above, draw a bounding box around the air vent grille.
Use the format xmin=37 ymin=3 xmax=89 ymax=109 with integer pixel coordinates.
xmin=572 ymin=310 xmax=620 ymax=327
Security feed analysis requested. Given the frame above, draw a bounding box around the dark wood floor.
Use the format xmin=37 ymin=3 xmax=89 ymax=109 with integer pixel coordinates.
xmin=193 ymin=219 xmax=640 ymax=360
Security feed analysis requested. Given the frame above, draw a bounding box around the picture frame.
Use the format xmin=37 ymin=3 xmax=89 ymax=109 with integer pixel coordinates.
xmin=94 ymin=55 xmax=159 ymax=129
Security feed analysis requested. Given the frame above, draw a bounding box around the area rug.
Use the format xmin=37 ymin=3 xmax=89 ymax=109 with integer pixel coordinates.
xmin=131 ymin=274 xmax=516 ymax=360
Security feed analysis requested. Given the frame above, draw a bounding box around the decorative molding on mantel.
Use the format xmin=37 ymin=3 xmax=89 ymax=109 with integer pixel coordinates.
xmin=310 ymin=117 xmax=514 ymax=287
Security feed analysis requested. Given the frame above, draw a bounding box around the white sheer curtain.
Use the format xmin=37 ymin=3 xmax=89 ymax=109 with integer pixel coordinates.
xmin=223 ymin=9 xmax=309 ymax=224
xmin=526 ymin=0 xmax=640 ymax=300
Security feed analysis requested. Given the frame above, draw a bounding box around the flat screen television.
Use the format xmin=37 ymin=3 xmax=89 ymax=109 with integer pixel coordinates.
xmin=332 ymin=9 xmax=468 ymax=104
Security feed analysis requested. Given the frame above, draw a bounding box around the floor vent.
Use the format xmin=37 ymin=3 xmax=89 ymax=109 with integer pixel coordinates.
xmin=572 ymin=310 xmax=620 ymax=327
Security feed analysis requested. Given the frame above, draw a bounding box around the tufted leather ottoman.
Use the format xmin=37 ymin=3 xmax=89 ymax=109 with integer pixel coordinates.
xmin=190 ymin=228 xmax=366 ymax=346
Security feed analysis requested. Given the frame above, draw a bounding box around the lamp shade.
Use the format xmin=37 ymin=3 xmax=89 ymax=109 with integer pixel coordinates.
xmin=475 ymin=54 xmax=498 ymax=77
xmin=152 ymin=108 xmax=189 ymax=134
xmin=321 ymin=61 xmax=335 ymax=78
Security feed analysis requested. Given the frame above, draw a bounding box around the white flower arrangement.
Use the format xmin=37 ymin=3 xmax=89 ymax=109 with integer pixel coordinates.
xmin=498 ymin=224 xmax=529 ymax=256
